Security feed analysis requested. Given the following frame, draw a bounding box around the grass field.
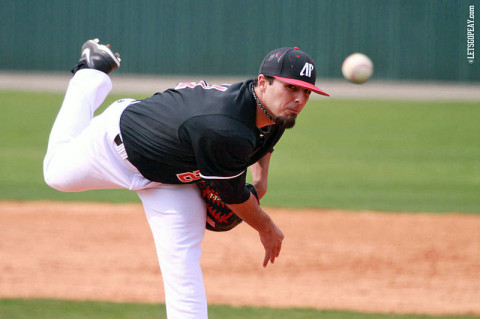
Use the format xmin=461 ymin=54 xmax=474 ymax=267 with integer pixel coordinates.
xmin=274 ymin=98 xmax=480 ymax=212
xmin=1 ymin=90 xmax=479 ymax=212
xmin=1 ymin=299 xmax=478 ymax=319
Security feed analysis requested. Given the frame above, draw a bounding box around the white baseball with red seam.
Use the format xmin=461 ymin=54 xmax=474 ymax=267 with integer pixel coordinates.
xmin=341 ymin=53 xmax=373 ymax=84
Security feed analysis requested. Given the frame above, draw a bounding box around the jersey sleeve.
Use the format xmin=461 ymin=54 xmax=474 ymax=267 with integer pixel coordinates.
xmin=180 ymin=115 xmax=255 ymax=180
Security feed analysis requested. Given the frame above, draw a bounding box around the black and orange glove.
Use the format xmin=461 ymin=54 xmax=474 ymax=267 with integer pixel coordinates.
xmin=197 ymin=181 xmax=259 ymax=232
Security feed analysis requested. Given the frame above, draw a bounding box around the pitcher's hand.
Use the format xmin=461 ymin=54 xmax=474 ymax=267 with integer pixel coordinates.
xmin=259 ymin=222 xmax=284 ymax=267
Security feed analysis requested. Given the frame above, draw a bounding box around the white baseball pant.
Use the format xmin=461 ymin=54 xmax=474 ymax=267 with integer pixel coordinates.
xmin=43 ymin=69 xmax=208 ymax=319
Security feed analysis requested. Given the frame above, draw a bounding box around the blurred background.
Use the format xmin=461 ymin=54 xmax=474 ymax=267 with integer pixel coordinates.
xmin=0 ymin=0 xmax=478 ymax=211
xmin=0 ymin=0 xmax=478 ymax=81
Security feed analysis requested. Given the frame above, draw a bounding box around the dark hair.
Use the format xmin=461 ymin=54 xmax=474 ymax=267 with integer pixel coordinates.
xmin=265 ymin=76 xmax=275 ymax=84
xmin=254 ymin=75 xmax=275 ymax=86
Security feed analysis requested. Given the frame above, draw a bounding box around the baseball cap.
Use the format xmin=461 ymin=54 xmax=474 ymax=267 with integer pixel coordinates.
xmin=259 ymin=47 xmax=329 ymax=96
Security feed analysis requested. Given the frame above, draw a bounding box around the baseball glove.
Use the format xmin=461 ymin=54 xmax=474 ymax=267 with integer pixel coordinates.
xmin=197 ymin=180 xmax=259 ymax=232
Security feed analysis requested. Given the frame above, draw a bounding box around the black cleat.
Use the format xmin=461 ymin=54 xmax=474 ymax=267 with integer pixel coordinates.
xmin=71 ymin=38 xmax=121 ymax=75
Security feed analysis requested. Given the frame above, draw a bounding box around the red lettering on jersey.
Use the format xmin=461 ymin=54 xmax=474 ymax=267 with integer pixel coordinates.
xmin=175 ymin=81 xmax=229 ymax=92
xmin=176 ymin=170 xmax=201 ymax=183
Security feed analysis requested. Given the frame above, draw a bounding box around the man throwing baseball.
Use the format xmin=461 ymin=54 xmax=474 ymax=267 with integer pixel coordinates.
xmin=43 ymin=39 xmax=329 ymax=318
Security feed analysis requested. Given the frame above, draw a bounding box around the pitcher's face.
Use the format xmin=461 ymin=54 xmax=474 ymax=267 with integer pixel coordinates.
xmin=260 ymin=77 xmax=311 ymax=129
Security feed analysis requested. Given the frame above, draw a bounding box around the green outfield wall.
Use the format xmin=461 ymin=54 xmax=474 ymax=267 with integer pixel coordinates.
xmin=1 ymin=0 xmax=478 ymax=81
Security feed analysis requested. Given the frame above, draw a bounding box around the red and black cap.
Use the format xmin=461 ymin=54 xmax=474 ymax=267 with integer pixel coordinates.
xmin=259 ymin=47 xmax=329 ymax=96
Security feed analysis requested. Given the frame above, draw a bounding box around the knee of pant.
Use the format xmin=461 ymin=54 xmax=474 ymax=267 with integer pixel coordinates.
xmin=43 ymin=169 xmax=66 ymax=192
xmin=43 ymin=164 xmax=76 ymax=192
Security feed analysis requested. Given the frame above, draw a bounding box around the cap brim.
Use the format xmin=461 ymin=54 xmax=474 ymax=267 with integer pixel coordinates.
xmin=274 ymin=76 xmax=330 ymax=97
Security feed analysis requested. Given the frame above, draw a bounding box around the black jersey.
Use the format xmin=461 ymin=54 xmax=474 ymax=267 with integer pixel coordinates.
xmin=119 ymin=79 xmax=284 ymax=203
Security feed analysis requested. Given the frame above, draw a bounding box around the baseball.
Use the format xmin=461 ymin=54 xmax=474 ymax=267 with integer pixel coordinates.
xmin=341 ymin=53 xmax=373 ymax=84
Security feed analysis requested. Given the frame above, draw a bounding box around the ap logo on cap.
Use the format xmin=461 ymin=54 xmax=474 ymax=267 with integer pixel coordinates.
xmin=300 ymin=62 xmax=314 ymax=77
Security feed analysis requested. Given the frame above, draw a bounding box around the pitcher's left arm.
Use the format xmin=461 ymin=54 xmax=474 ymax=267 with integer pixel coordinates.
xmin=249 ymin=152 xmax=272 ymax=200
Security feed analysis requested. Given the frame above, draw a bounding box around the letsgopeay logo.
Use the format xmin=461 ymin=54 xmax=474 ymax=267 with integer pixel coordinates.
xmin=467 ymin=5 xmax=475 ymax=64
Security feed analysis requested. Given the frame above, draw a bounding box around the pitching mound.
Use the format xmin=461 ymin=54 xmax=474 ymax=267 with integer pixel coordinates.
xmin=0 ymin=201 xmax=479 ymax=315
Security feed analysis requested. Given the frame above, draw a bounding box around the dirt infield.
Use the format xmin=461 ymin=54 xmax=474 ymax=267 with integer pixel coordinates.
xmin=1 ymin=201 xmax=479 ymax=315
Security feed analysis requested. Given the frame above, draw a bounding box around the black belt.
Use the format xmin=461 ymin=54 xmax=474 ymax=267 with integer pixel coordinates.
xmin=114 ymin=134 xmax=123 ymax=146
xmin=114 ymin=134 xmax=129 ymax=161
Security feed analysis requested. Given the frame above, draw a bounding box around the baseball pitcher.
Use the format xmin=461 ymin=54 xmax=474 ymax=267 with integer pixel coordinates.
xmin=43 ymin=39 xmax=329 ymax=318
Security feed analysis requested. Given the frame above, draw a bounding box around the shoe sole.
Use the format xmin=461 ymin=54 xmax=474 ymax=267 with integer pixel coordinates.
xmin=81 ymin=39 xmax=121 ymax=67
